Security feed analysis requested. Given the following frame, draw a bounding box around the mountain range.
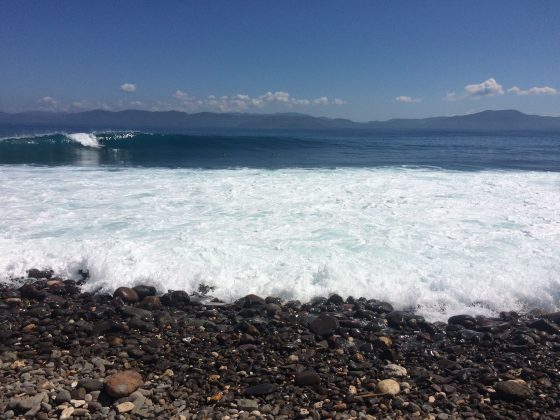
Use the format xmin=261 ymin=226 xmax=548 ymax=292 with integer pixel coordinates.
xmin=1 ymin=109 xmax=560 ymax=132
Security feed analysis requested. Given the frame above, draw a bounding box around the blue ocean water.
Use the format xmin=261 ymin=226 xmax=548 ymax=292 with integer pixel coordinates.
xmin=1 ymin=129 xmax=559 ymax=320
xmin=0 ymin=129 xmax=559 ymax=170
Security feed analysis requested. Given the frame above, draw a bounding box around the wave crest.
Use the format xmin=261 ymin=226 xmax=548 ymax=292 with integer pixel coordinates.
xmin=66 ymin=133 xmax=101 ymax=148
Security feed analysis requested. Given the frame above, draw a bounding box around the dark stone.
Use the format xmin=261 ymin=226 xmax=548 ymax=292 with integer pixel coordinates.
xmin=138 ymin=295 xmax=161 ymax=310
xmin=113 ymin=287 xmax=139 ymax=303
xmin=132 ymin=285 xmax=157 ymax=299
xmin=27 ymin=268 xmax=53 ymax=279
xmin=160 ymin=290 xmax=190 ymax=307
xmin=386 ymin=311 xmax=408 ymax=329
xmin=55 ymin=389 xmax=71 ymax=403
xmin=19 ymin=284 xmax=46 ymax=300
xmin=448 ymin=314 xmax=477 ymax=328
xmin=71 ymin=387 xmax=86 ymax=400
xmin=295 ymin=370 xmax=321 ymax=386
xmin=120 ymin=306 xmax=153 ymax=320
xmin=26 ymin=304 xmax=52 ymax=318
xmin=78 ymin=379 xmax=104 ymax=392
xmin=265 ymin=296 xmax=282 ymax=304
xmin=244 ymin=383 xmax=277 ymax=396
xmin=494 ymin=380 xmax=532 ymax=402
xmin=328 ymin=294 xmax=344 ymax=305
xmin=127 ymin=317 xmax=155 ymax=332
xmin=528 ymin=318 xmax=560 ymax=335
xmin=240 ymin=294 xmax=265 ymax=307
xmin=366 ymin=300 xmax=394 ymax=313
xmin=309 ymin=314 xmax=339 ymax=336
xmin=43 ymin=293 xmax=66 ymax=307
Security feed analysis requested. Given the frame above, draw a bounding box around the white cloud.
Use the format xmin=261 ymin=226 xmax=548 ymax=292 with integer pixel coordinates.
xmin=313 ymin=96 xmax=329 ymax=105
xmin=508 ymin=85 xmax=557 ymax=96
xmin=120 ymin=83 xmax=137 ymax=93
xmin=39 ymin=96 xmax=59 ymax=106
xmin=464 ymin=78 xmax=504 ymax=97
xmin=172 ymin=90 xmax=346 ymax=112
xmin=443 ymin=92 xmax=458 ymax=101
xmin=395 ymin=95 xmax=422 ymax=103
xmin=173 ymin=90 xmax=191 ymax=100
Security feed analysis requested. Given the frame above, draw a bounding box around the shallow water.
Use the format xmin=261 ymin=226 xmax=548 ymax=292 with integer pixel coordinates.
xmin=1 ymin=163 xmax=559 ymax=320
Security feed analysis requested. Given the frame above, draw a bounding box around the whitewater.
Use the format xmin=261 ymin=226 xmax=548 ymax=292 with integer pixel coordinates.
xmin=1 ymin=165 xmax=559 ymax=320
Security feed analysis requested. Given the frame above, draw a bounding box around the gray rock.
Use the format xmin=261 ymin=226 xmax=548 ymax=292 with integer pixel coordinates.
xmin=237 ymin=399 xmax=259 ymax=411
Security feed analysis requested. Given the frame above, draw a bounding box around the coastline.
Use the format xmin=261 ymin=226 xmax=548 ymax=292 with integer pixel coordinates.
xmin=1 ymin=270 xmax=559 ymax=419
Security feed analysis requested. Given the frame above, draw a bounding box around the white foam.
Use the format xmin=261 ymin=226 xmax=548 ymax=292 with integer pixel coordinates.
xmin=1 ymin=166 xmax=559 ymax=321
xmin=66 ymin=133 xmax=100 ymax=148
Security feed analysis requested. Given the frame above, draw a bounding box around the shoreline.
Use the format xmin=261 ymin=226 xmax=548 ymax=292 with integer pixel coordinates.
xmin=1 ymin=270 xmax=559 ymax=418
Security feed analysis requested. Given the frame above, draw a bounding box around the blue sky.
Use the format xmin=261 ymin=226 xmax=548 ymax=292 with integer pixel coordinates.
xmin=1 ymin=0 xmax=559 ymax=121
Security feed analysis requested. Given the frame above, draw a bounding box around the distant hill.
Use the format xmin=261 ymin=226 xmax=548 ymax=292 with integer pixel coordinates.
xmin=1 ymin=109 xmax=559 ymax=132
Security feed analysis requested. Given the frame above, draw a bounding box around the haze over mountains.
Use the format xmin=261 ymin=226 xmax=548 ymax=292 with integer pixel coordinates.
xmin=1 ymin=109 xmax=560 ymax=132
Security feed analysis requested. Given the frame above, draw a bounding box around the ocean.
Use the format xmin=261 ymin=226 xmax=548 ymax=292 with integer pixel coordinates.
xmin=1 ymin=129 xmax=559 ymax=320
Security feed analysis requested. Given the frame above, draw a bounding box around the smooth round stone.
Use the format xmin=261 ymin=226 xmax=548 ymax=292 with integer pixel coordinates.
xmin=494 ymin=379 xmax=532 ymax=401
xmin=376 ymin=379 xmax=400 ymax=396
xmin=132 ymin=285 xmax=157 ymax=299
xmin=116 ymin=401 xmax=135 ymax=413
xmin=105 ymin=371 xmax=143 ymax=398
xmin=113 ymin=287 xmax=139 ymax=303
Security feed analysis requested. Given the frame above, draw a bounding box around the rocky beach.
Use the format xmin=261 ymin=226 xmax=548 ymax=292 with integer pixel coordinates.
xmin=1 ymin=270 xmax=560 ymax=419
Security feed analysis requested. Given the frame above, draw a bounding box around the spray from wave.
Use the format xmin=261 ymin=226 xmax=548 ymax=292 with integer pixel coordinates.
xmin=66 ymin=133 xmax=101 ymax=148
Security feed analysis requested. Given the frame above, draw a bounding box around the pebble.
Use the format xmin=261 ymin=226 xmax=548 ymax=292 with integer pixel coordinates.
xmin=60 ymin=406 xmax=75 ymax=419
xmin=105 ymin=371 xmax=143 ymax=398
xmin=376 ymin=379 xmax=401 ymax=396
xmin=494 ymin=379 xmax=532 ymax=402
xmin=116 ymin=401 xmax=135 ymax=413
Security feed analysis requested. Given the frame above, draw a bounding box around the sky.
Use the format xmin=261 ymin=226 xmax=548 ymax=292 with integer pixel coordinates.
xmin=1 ymin=0 xmax=559 ymax=121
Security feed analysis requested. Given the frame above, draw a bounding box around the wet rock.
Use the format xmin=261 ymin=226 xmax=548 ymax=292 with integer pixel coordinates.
xmin=528 ymin=318 xmax=560 ymax=335
xmin=105 ymin=371 xmax=143 ymax=398
xmin=138 ymin=295 xmax=161 ymax=310
xmin=309 ymin=314 xmax=339 ymax=336
xmin=113 ymin=287 xmax=139 ymax=303
xmin=385 ymin=311 xmax=408 ymax=329
xmin=240 ymin=294 xmax=265 ymax=307
xmin=494 ymin=379 xmax=532 ymax=402
xmin=132 ymin=285 xmax=157 ymax=299
xmin=448 ymin=314 xmax=476 ymax=328
xmin=160 ymin=290 xmax=190 ymax=307
xmin=27 ymin=268 xmax=53 ymax=279
xmin=328 ymin=294 xmax=344 ymax=305
xmin=19 ymin=284 xmax=46 ymax=300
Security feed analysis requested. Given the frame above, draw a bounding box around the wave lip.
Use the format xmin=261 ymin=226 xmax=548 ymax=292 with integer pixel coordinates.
xmin=66 ymin=133 xmax=101 ymax=148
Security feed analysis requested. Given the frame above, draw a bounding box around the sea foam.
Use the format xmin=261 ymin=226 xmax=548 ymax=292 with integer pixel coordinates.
xmin=66 ymin=132 xmax=101 ymax=148
xmin=1 ymin=166 xmax=559 ymax=320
